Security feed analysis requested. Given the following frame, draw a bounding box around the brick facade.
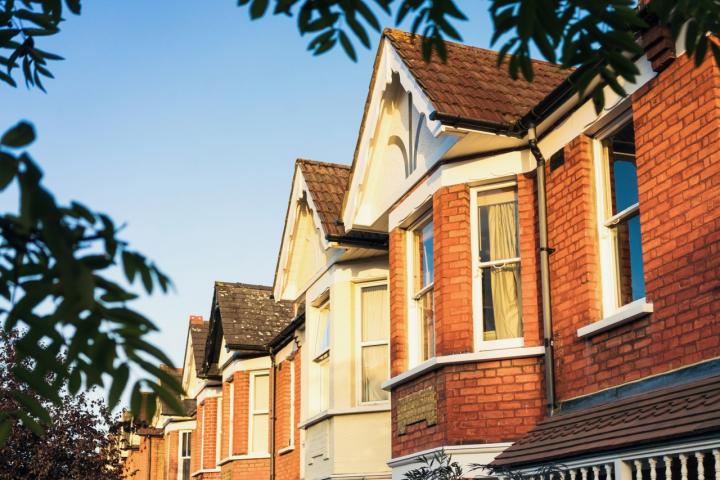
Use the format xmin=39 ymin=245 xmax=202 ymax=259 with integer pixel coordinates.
xmin=273 ymin=354 xmax=302 ymax=480
xmin=548 ymin=53 xmax=720 ymax=403
xmin=125 ymin=434 xmax=165 ymax=480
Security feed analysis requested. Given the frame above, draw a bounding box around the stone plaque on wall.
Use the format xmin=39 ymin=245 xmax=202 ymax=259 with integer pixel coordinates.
xmin=396 ymin=386 xmax=438 ymax=435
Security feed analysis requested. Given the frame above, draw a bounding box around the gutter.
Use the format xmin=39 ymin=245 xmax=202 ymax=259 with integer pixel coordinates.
xmin=528 ymin=125 xmax=557 ymax=414
xmin=325 ymin=233 xmax=388 ymax=250
xmin=430 ymin=111 xmax=525 ymax=138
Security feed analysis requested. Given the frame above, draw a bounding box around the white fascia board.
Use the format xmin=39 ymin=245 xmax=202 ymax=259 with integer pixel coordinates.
xmin=222 ymin=356 xmax=271 ymax=382
xmin=536 ymin=54 xmax=656 ymax=159
xmin=163 ymin=420 xmax=196 ymax=433
xmin=343 ymin=39 xmax=444 ymax=231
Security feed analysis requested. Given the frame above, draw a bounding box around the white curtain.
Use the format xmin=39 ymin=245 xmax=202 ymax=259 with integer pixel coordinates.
xmin=489 ymin=203 xmax=521 ymax=339
xmin=361 ymin=286 xmax=389 ymax=401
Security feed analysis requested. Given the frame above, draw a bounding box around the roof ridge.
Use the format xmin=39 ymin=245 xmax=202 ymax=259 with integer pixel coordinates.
xmin=296 ymin=158 xmax=351 ymax=170
xmin=382 ymin=28 xmax=564 ymax=69
xmin=214 ymin=281 xmax=273 ymax=290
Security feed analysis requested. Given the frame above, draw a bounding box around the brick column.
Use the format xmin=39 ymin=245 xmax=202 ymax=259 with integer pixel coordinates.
xmin=389 ymin=227 xmax=408 ymax=376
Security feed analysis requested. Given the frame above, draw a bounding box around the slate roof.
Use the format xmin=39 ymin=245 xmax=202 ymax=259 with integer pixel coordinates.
xmin=492 ymin=375 xmax=720 ymax=467
xmin=214 ymin=282 xmax=294 ymax=349
xmin=189 ymin=319 xmax=210 ymax=374
xmin=383 ymin=29 xmax=570 ymax=129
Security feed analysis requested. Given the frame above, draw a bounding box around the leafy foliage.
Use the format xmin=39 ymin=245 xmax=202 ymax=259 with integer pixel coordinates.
xmin=401 ymin=449 xmax=569 ymax=480
xmin=0 ymin=121 xmax=183 ymax=444
xmin=402 ymin=450 xmax=464 ymax=480
xmin=0 ymin=330 xmax=125 ymax=479
xmin=0 ymin=0 xmax=80 ymax=90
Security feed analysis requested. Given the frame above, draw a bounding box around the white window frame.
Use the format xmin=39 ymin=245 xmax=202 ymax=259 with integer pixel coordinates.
xmin=406 ymin=211 xmax=435 ymax=368
xmin=592 ymin=111 xmax=647 ymax=318
xmin=215 ymin=397 xmax=222 ymax=466
xmin=313 ymin=300 xmax=331 ymax=362
xmin=248 ymin=370 xmax=270 ymax=454
xmin=470 ymin=181 xmax=525 ymax=351
xmin=177 ymin=430 xmax=192 ymax=480
xmin=227 ymin=380 xmax=234 ymax=458
xmin=354 ymin=280 xmax=390 ymax=405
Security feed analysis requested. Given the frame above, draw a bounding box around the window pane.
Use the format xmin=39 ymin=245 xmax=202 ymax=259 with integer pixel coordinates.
xmin=251 ymin=413 xmax=269 ymax=453
xmin=182 ymin=431 xmax=191 ymax=457
xmin=315 ymin=305 xmax=330 ymax=357
xmin=415 ymin=221 xmax=434 ymax=289
xmin=478 ymin=190 xmax=518 ymax=263
xmin=482 ymin=264 xmax=522 ymax=340
xmin=254 ymin=374 xmax=269 ymax=411
xmin=608 ymin=122 xmax=638 ymax=214
xmin=361 ymin=285 xmax=389 ymax=342
xmin=615 ymin=213 xmax=645 ymax=304
xmin=417 ymin=289 xmax=435 ymax=361
xmin=361 ymin=344 xmax=389 ymax=402
xmin=182 ymin=458 xmax=190 ymax=480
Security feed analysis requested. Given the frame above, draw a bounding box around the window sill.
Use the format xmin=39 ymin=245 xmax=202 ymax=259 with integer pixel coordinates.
xmin=299 ymin=403 xmax=391 ymax=429
xmin=217 ymin=453 xmax=270 ymax=466
xmin=278 ymin=445 xmax=295 ymax=456
xmin=577 ymin=298 xmax=653 ymax=338
xmin=382 ymin=346 xmax=545 ymax=391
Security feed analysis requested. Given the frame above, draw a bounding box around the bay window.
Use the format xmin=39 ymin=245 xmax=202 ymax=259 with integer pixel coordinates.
xmin=471 ymin=184 xmax=523 ymax=348
xmin=410 ymin=216 xmax=435 ymax=363
xmin=249 ymin=371 xmax=269 ymax=454
xmin=313 ymin=300 xmax=330 ymax=413
xmin=358 ymin=283 xmax=389 ymax=403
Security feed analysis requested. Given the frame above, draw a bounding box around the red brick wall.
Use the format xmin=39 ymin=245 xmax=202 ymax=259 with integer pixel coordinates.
xmin=433 ymin=184 xmax=474 ymax=355
xmin=390 ymin=357 xmax=545 ymax=457
xmin=125 ymin=435 xmax=165 ymax=480
xmin=273 ymin=353 xmax=302 ymax=480
xmin=220 ymin=458 xmax=270 ymax=479
xmin=198 ymin=397 xmax=219 ymax=471
xmin=165 ymin=431 xmax=178 ymax=480
xmin=389 ymin=227 xmax=409 ymax=377
xmin=518 ymin=173 xmax=543 ymax=347
xmin=549 ymin=52 xmax=720 ymax=402
xmin=545 ymin=134 xmax=604 ymax=401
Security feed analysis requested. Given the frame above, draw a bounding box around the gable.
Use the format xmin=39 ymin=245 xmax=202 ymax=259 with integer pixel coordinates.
xmin=274 ymin=163 xmax=340 ymax=301
xmin=343 ymin=37 xmax=461 ymax=232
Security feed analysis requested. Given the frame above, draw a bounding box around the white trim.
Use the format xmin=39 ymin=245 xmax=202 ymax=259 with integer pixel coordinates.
xmin=577 ymin=297 xmax=653 ymax=338
xmin=287 ymin=360 xmax=296 ymax=450
xmin=163 ymin=420 xmax=196 ymax=433
xmin=227 ymin=380 xmax=234 ymax=457
xmin=329 ymin=473 xmax=392 ymax=479
xmin=248 ymin=370 xmax=270 ymax=455
xmin=178 ymin=430 xmax=192 ymax=480
xmin=215 ymin=397 xmax=222 ymax=466
xmin=382 ymin=346 xmax=545 ymax=391
xmin=388 ymin=442 xmax=512 ymax=467
xmin=470 ymin=183 xmax=525 ymax=351
xmin=222 ymin=355 xmax=272 ymax=382
xmin=299 ymin=403 xmax=391 ymax=429
xmin=355 ymin=280 xmax=391 ymax=405
xmin=510 ymin=437 xmax=720 ymax=474
xmin=278 ymin=445 xmax=295 ymax=455
xmin=196 ymin=385 xmax=222 ymax=403
xmin=217 ymin=453 xmax=271 ymax=466
xmin=191 ymin=468 xmax=221 ymax=477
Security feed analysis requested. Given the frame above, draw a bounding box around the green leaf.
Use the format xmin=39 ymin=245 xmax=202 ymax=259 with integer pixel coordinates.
xmin=0 ymin=153 xmax=18 ymax=190
xmin=0 ymin=419 xmax=11 ymax=445
xmin=108 ymin=363 xmax=130 ymax=408
xmin=65 ymin=0 xmax=81 ymax=14
xmin=338 ymin=30 xmax=357 ymax=61
xmin=250 ymin=0 xmax=269 ymax=19
xmin=1 ymin=121 xmax=35 ymax=148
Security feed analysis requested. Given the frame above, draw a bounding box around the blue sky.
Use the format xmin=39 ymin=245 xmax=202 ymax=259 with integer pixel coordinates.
xmin=1 ymin=1 xmax=496 ymax=377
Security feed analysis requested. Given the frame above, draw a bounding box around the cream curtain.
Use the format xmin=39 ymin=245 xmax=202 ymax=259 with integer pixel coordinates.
xmin=488 ymin=202 xmax=521 ymax=339
xmin=361 ymin=285 xmax=389 ymax=401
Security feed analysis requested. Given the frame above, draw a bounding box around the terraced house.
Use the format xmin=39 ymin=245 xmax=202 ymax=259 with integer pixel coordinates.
xmin=120 ymin=11 xmax=720 ymax=480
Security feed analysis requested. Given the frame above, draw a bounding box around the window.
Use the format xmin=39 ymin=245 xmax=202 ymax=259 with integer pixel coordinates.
xmin=411 ymin=217 xmax=435 ymax=363
xmin=178 ymin=431 xmax=191 ymax=480
xmin=358 ymin=283 xmax=389 ymax=403
xmin=227 ymin=381 xmax=234 ymax=457
xmin=313 ymin=300 xmax=331 ymax=413
xmin=472 ymin=185 xmax=523 ymax=346
xmin=249 ymin=372 xmax=269 ymax=454
xmin=596 ymin=120 xmax=645 ymax=312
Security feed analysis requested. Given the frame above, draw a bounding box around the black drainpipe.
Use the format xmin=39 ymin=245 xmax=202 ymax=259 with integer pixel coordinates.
xmin=269 ymin=347 xmax=277 ymax=480
xmin=528 ymin=124 xmax=557 ymax=415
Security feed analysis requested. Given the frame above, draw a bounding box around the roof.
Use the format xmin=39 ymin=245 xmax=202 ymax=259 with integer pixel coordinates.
xmin=383 ymin=29 xmax=570 ymax=128
xmin=214 ymin=282 xmax=294 ymax=349
xmin=189 ymin=319 xmax=210 ymax=374
xmin=297 ymin=159 xmax=351 ymax=237
xmin=297 ymin=159 xmax=388 ymax=245
xmin=492 ymin=375 xmax=720 ymax=467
